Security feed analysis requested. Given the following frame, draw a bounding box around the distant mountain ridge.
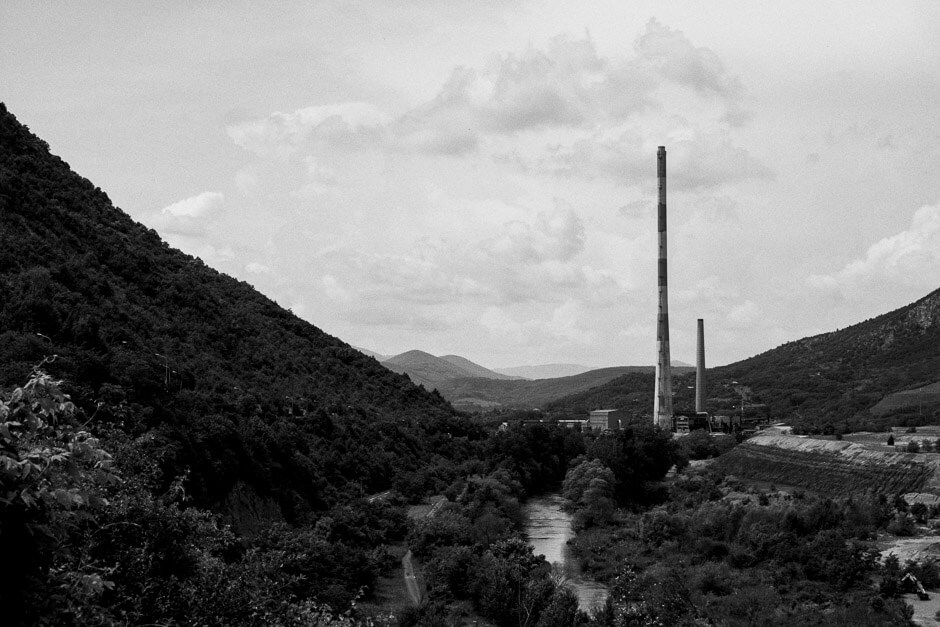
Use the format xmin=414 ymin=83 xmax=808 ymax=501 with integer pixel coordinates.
xmin=437 ymin=366 xmax=695 ymax=412
xmin=375 ymin=348 xmax=698 ymax=410
xmin=380 ymin=350 xmax=514 ymax=388
xmin=494 ymin=364 xmax=595 ymax=379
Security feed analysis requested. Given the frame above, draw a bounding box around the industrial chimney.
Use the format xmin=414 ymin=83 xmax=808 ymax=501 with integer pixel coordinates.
xmin=653 ymin=146 xmax=673 ymax=430
xmin=695 ymin=318 xmax=706 ymax=414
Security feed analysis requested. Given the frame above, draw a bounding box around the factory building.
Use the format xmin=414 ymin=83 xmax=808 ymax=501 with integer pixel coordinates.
xmin=589 ymin=409 xmax=624 ymax=432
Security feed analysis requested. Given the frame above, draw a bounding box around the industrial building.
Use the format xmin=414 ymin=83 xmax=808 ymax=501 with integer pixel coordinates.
xmin=589 ymin=409 xmax=624 ymax=431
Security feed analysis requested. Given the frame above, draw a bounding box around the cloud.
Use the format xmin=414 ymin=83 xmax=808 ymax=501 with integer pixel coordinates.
xmin=161 ymin=191 xmax=224 ymax=219
xmin=309 ymin=203 xmax=605 ymax=334
xmin=634 ymin=18 xmax=741 ymax=98
xmin=484 ymin=203 xmax=585 ymax=264
xmin=391 ymin=22 xmax=743 ymax=156
xmin=390 ymin=33 xmax=652 ymax=153
xmin=807 ymin=202 xmax=940 ymax=297
xmin=227 ymin=102 xmax=390 ymax=158
xmin=540 ymin=131 xmax=771 ymax=189
xmin=152 ymin=191 xmax=224 ymax=236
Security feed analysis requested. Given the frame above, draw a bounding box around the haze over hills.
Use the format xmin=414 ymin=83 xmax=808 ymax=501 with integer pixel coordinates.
xmin=494 ymin=363 xmax=596 ymax=379
xmin=439 ymin=354 xmax=519 ymax=380
xmin=352 ymin=345 xmax=391 ymax=361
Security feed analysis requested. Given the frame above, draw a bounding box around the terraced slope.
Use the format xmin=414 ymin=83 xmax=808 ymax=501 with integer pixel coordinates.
xmin=716 ymin=434 xmax=940 ymax=496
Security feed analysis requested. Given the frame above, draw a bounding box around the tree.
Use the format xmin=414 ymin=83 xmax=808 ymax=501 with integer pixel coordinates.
xmin=887 ymin=434 xmax=895 ymax=446
xmin=561 ymin=459 xmax=615 ymax=506
xmin=586 ymin=426 xmax=681 ymax=503
xmin=0 ymin=369 xmax=117 ymax=624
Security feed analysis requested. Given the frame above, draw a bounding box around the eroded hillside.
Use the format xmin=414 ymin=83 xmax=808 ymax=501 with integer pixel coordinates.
xmin=716 ymin=434 xmax=940 ymax=496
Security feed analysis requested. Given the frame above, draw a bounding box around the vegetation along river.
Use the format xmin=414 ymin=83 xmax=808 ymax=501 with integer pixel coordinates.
xmin=524 ymin=494 xmax=609 ymax=613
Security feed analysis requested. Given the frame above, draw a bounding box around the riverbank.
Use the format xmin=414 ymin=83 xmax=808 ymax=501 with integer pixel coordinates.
xmin=524 ymin=494 xmax=608 ymax=613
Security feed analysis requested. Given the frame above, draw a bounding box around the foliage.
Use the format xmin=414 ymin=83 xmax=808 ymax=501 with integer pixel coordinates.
xmin=0 ymin=101 xmax=481 ymax=524
xmin=561 ymin=459 xmax=616 ymax=528
xmin=571 ymin=467 xmax=917 ymax=625
xmin=676 ymin=429 xmax=737 ymax=460
xmin=0 ymin=369 xmax=408 ymax=625
xmin=585 ymin=426 xmax=682 ymax=504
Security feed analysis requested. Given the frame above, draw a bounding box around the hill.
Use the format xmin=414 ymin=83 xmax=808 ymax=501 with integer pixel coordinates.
xmin=0 ymin=102 xmax=475 ymax=526
xmin=352 ymin=345 xmax=391 ymax=361
xmin=708 ymin=287 xmax=940 ymax=431
xmin=541 ymin=289 xmax=940 ymax=431
xmin=494 ymin=363 xmax=594 ymax=379
xmin=380 ymin=349 xmax=512 ymax=388
xmin=435 ymin=366 xmax=695 ymax=412
xmin=439 ymin=354 xmax=516 ymax=380
xmin=870 ymin=381 xmax=940 ymax=417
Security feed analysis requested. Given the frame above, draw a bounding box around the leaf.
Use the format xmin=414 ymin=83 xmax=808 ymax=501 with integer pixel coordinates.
xmin=54 ymin=488 xmax=73 ymax=508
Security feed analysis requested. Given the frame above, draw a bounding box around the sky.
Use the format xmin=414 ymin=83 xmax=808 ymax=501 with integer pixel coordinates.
xmin=3 ymin=1 xmax=940 ymax=368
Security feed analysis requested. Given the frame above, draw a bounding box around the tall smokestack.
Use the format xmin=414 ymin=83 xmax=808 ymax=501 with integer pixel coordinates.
xmin=696 ymin=318 xmax=706 ymax=414
xmin=653 ymin=146 xmax=673 ymax=429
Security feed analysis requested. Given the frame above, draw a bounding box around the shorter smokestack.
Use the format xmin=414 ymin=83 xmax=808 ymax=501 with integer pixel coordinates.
xmin=695 ymin=319 xmax=706 ymax=414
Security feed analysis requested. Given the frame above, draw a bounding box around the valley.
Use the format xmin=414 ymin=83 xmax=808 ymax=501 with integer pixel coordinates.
xmin=4 ymin=99 xmax=940 ymax=626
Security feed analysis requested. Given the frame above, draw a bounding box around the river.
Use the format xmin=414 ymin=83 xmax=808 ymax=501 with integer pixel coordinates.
xmin=524 ymin=494 xmax=609 ymax=613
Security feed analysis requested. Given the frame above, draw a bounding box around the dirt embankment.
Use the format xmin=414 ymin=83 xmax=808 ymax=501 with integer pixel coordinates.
xmin=715 ymin=434 xmax=940 ymax=496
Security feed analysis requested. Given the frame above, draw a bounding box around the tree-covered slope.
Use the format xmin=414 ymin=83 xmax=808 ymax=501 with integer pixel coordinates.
xmin=436 ymin=366 xmax=695 ymax=411
xmin=544 ymin=287 xmax=940 ymax=430
xmin=0 ymin=103 xmax=474 ymax=522
xmin=709 ymin=287 xmax=940 ymax=428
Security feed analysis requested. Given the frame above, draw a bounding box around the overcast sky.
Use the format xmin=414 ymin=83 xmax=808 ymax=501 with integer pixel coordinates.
xmin=3 ymin=1 xmax=940 ymax=368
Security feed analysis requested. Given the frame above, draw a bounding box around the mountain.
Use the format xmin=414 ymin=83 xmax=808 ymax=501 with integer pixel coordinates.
xmin=494 ymin=363 xmax=594 ymax=379
xmin=0 ymin=103 xmax=475 ymax=526
xmin=352 ymin=345 xmax=391 ymax=361
xmin=380 ymin=349 xmax=512 ymax=388
xmin=439 ymin=354 xmax=515 ymax=380
xmin=435 ymin=366 xmax=694 ymax=412
xmin=496 ymin=360 xmax=691 ymax=380
xmin=543 ymin=287 xmax=940 ymax=430
xmin=709 ymin=287 xmax=940 ymax=428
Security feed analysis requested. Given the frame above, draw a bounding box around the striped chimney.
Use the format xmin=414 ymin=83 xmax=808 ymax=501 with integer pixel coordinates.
xmin=696 ymin=318 xmax=706 ymax=414
xmin=653 ymin=146 xmax=673 ymax=429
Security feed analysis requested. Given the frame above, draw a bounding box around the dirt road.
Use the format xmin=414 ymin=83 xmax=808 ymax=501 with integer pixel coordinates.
xmin=401 ymin=549 xmax=423 ymax=606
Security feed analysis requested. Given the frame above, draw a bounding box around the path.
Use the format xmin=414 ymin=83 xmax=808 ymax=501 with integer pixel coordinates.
xmin=401 ymin=549 xmax=423 ymax=606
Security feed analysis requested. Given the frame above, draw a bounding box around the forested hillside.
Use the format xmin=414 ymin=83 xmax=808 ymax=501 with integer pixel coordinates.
xmin=0 ymin=102 xmax=468 ymax=523
xmin=709 ymin=287 xmax=940 ymax=431
xmin=436 ymin=366 xmax=694 ymax=412
xmin=543 ymin=289 xmax=940 ymax=432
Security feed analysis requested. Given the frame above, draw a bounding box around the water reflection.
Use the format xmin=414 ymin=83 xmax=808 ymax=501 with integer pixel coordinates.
xmin=524 ymin=494 xmax=609 ymax=613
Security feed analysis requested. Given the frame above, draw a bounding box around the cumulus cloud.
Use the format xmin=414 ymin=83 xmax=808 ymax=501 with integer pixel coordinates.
xmin=206 ymin=22 xmax=771 ymax=365
xmin=152 ymin=191 xmax=224 ymax=236
xmin=484 ymin=204 xmax=585 ymax=264
xmin=161 ymin=191 xmax=224 ymax=219
xmin=311 ymin=203 xmax=605 ymax=328
xmin=390 ymin=35 xmax=630 ymax=153
xmin=808 ymin=202 xmax=940 ymax=296
xmin=540 ymin=131 xmax=771 ymax=189
xmin=227 ymin=102 xmax=390 ymax=158
xmin=634 ymin=18 xmax=740 ymax=98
